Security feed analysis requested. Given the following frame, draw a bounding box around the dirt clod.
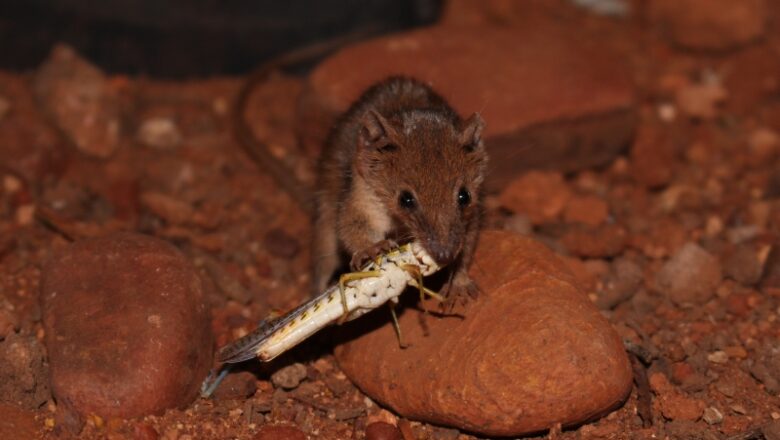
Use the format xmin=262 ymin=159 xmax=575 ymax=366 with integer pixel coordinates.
xmin=41 ymin=233 xmax=214 ymax=419
xmin=365 ymin=422 xmax=402 ymax=440
xmin=656 ymin=242 xmax=722 ymax=305
xmin=0 ymin=332 xmax=49 ymax=409
xmin=271 ymin=363 xmax=308 ymax=390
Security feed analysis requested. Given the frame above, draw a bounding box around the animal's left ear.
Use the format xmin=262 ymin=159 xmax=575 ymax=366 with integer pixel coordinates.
xmin=459 ymin=113 xmax=485 ymax=152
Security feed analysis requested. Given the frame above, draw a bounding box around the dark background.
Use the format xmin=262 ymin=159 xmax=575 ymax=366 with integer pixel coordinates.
xmin=0 ymin=0 xmax=442 ymax=77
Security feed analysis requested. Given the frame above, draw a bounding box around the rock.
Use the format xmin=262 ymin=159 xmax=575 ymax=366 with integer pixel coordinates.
xmin=723 ymin=244 xmax=764 ymax=285
xmin=748 ymin=346 xmax=780 ymax=394
xmin=300 ymin=21 xmax=636 ymax=189
xmin=0 ymin=333 xmax=50 ymax=409
xmin=630 ymin=122 xmax=676 ymax=188
xmin=748 ymin=128 xmax=779 ymax=162
xmin=0 ymin=403 xmax=38 ymax=439
xmin=764 ymin=420 xmax=780 ymax=440
xmin=675 ymin=81 xmax=728 ymax=120
xmin=41 ymin=233 xmax=213 ymax=419
xmin=33 ymin=44 xmax=122 ymax=159
xmin=561 ymin=224 xmax=628 ymax=258
xmin=499 ymin=171 xmax=571 ymax=224
xmin=365 ymin=422 xmax=402 ymax=440
xmin=270 ymin=363 xmax=307 ymax=390
xmin=140 ymin=191 xmax=194 ymax=225
xmin=596 ymin=257 xmax=643 ymax=310
xmin=648 ymin=373 xmax=705 ymax=422
xmin=702 ymin=407 xmax=723 ymax=425
xmin=707 ymin=351 xmax=729 ymax=364
xmin=132 ymin=422 xmax=160 ymax=440
xmin=669 ymin=362 xmax=709 ymax=392
xmin=0 ymin=72 xmax=66 ymax=183
xmin=254 ymin=425 xmax=306 ymax=440
xmin=335 ymin=231 xmax=632 ymax=436
xmin=650 ymin=0 xmax=767 ymax=51
xmin=563 ymin=195 xmax=609 ymax=227
xmin=137 ymin=117 xmax=182 ymax=150
xmin=211 ymin=371 xmax=257 ymax=401
xmin=656 ymin=242 xmax=722 ymax=305
xmin=761 ymin=245 xmax=780 ymax=289
xmin=0 ymin=308 xmax=19 ymax=339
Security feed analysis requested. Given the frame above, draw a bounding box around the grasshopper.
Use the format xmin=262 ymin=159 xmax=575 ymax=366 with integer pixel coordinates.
xmin=216 ymin=242 xmax=443 ymax=364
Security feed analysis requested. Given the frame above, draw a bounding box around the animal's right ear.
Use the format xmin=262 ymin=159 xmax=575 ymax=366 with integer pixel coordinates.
xmin=356 ymin=110 xmax=397 ymax=177
xmin=459 ymin=113 xmax=485 ymax=153
xmin=358 ymin=110 xmax=397 ymax=152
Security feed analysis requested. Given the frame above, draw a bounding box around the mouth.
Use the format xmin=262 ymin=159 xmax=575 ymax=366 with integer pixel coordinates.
xmin=424 ymin=240 xmax=462 ymax=268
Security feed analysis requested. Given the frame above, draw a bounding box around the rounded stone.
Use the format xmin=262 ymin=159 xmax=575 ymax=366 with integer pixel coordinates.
xmin=335 ymin=231 xmax=632 ymax=436
xmin=299 ymin=21 xmax=636 ymax=189
xmin=365 ymin=422 xmax=402 ymax=440
xmin=41 ymin=232 xmax=213 ymax=419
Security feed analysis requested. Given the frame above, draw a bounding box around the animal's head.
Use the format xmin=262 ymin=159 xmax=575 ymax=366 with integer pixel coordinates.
xmin=355 ymin=108 xmax=488 ymax=266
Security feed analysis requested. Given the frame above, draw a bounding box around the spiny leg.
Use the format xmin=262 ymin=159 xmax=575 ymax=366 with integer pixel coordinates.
xmin=337 ymin=270 xmax=381 ymax=324
xmin=200 ymin=363 xmax=233 ymax=398
xmin=401 ymin=264 xmax=445 ymax=314
xmin=389 ymin=300 xmax=409 ymax=349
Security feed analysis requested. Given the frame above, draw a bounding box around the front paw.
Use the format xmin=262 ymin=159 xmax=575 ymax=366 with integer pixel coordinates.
xmin=440 ymin=272 xmax=479 ymax=312
xmin=350 ymin=239 xmax=399 ymax=271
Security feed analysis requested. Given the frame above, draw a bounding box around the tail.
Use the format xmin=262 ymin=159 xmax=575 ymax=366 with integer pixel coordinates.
xmin=232 ymin=30 xmax=379 ymax=216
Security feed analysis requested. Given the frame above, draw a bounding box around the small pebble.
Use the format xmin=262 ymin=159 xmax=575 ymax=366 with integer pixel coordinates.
xmin=270 ymin=363 xmax=307 ymax=390
xmin=749 ymin=128 xmax=779 ymax=158
xmin=499 ymin=171 xmax=571 ymax=224
xmin=365 ymin=422 xmax=402 ymax=440
xmin=657 ymin=103 xmax=676 ymax=122
xmin=137 ymin=118 xmax=182 ymax=150
xmin=724 ymin=244 xmax=764 ymax=286
xmin=2 ymin=175 xmax=21 ymax=194
xmin=723 ymin=345 xmax=748 ymax=359
xmin=715 ymin=381 xmax=736 ymax=397
xmin=707 ymin=351 xmax=729 ymax=364
xmin=0 ymin=309 xmax=19 ymax=339
xmin=656 ymin=242 xmax=722 ymax=305
xmin=563 ymin=195 xmax=609 ymax=227
xmin=702 ymin=407 xmax=723 ymax=425
xmin=211 ymin=371 xmax=257 ymax=401
xmin=15 ymin=205 xmax=35 ymax=226
xmin=675 ymin=81 xmax=728 ymax=120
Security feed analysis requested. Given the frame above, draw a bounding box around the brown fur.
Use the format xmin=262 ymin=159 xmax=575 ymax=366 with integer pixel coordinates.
xmin=312 ymin=77 xmax=488 ymax=301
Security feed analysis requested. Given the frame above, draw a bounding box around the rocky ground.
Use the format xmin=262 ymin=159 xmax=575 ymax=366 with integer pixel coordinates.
xmin=1 ymin=0 xmax=780 ymax=438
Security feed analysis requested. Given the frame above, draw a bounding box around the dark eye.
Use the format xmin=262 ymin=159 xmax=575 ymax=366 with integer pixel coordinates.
xmin=379 ymin=143 xmax=398 ymax=153
xmin=398 ymin=191 xmax=416 ymax=209
xmin=457 ymin=187 xmax=471 ymax=207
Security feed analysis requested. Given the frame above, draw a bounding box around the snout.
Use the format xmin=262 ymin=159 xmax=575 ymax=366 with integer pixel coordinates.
xmin=425 ymin=240 xmax=458 ymax=267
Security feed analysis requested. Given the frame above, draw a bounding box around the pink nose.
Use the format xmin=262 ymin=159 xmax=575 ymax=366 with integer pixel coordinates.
xmin=426 ymin=241 xmax=456 ymax=266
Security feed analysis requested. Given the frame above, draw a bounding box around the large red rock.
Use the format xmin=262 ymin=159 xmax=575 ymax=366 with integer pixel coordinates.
xmin=41 ymin=233 xmax=213 ymax=419
xmin=650 ymin=0 xmax=768 ymax=51
xmin=33 ymin=44 xmax=122 ymax=159
xmin=335 ymin=231 xmax=632 ymax=436
xmin=298 ymin=21 xmax=636 ymax=188
xmin=0 ymin=403 xmax=38 ymax=439
xmin=0 ymin=72 xmax=67 ymax=183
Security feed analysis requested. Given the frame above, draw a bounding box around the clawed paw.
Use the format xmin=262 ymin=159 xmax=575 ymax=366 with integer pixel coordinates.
xmin=440 ymin=274 xmax=479 ymax=313
xmin=350 ymin=239 xmax=398 ymax=271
